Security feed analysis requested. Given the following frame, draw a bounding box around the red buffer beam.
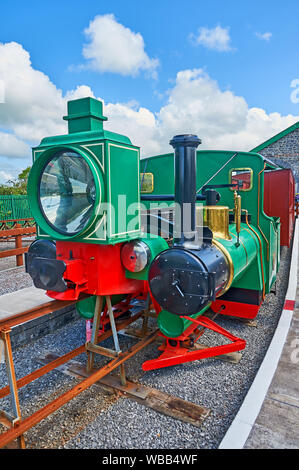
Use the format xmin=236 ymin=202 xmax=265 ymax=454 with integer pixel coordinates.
xmin=142 ymin=316 xmax=246 ymax=371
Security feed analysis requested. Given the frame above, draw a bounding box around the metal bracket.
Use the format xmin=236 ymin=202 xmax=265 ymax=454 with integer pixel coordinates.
xmin=86 ymin=295 xmax=126 ymax=385
xmin=0 ymin=329 xmax=26 ymax=449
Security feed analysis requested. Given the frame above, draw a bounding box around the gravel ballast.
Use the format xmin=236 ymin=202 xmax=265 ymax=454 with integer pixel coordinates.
xmin=0 ymin=245 xmax=292 ymax=449
xmin=0 ymin=239 xmax=34 ymax=294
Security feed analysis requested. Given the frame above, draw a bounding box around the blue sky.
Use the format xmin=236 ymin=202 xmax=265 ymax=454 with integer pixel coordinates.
xmin=0 ymin=0 xmax=298 ymax=179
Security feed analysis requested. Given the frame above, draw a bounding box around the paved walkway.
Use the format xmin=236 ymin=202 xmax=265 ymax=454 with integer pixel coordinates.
xmin=220 ymin=218 xmax=299 ymax=449
xmin=244 ymin=236 xmax=299 ymax=448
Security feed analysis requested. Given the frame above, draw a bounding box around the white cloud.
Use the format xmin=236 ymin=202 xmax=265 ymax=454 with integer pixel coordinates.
xmin=255 ymin=32 xmax=272 ymax=41
xmin=290 ymin=79 xmax=299 ymax=104
xmin=0 ymin=131 xmax=30 ymax=159
xmin=0 ymin=41 xmax=298 ymax=173
xmin=104 ymin=101 xmax=160 ymax=155
xmin=0 ymin=42 xmax=65 ymax=141
xmin=189 ymin=25 xmax=233 ymax=51
xmin=102 ymin=68 xmax=298 ymax=156
xmin=82 ymin=14 xmax=159 ymax=78
xmin=156 ymin=69 xmax=298 ymax=152
xmin=0 ymin=41 xmax=95 ymax=164
xmin=0 ymin=170 xmax=14 ymax=184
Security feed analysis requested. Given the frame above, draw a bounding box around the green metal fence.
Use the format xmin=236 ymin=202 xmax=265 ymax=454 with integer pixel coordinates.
xmin=0 ymin=195 xmax=32 ymax=220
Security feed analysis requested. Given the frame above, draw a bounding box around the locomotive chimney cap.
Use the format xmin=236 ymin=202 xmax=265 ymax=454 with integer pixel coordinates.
xmin=169 ymin=134 xmax=202 ymax=148
xmin=63 ymin=97 xmax=108 ymax=134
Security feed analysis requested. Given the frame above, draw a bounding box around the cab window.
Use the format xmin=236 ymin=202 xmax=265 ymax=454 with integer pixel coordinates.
xmin=230 ymin=168 xmax=253 ymax=191
xmin=140 ymin=172 xmax=154 ymax=193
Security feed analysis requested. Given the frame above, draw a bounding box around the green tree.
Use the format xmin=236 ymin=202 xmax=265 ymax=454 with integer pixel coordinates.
xmin=0 ymin=166 xmax=31 ymax=195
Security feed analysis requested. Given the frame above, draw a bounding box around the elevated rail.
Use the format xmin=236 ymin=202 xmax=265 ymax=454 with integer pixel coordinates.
xmin=0 ymin=290 xmax=155 ymax=449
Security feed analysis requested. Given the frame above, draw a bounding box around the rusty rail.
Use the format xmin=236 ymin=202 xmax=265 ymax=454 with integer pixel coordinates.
xmin=0 ymin=294 xmax=151 ymax=449
xmin=0 ymin=330 xmax=157 ymax=449
xmin=0 ymin=309 xmax=143 ymax=400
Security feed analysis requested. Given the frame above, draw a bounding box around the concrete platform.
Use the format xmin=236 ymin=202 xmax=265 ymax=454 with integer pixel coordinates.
xmin=220 ymin=218 xmax=299 ymax=449
xmin=0 ymin=287 xmax=78 ymax=349
xmin=0 ymin=286 xmax=50 ymax=320
xmin=244 ymin=236 xmax=299 ymax=449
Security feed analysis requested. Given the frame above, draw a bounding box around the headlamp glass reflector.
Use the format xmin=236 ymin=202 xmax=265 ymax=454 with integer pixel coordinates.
xmin=39 ymin=150 xmax=96 ymax=235
xmin=121 ymin=240 xmax=150 ymax=272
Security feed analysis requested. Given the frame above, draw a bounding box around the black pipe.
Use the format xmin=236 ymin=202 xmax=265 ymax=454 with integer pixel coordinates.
xmin=140 ymin=194 xmax=206 ymax=201
xmin=169 ymin=134 xmax=201 ymax=247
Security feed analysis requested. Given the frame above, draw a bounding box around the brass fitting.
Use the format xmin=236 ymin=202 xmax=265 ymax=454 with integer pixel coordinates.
xmin=234 ymin=191 xmax=241 ymax=235
xmin=196 ymin=205 xmax=231 ymax=240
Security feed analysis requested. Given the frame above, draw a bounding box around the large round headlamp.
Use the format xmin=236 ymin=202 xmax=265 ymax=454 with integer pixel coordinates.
xmin=36 ymin=149 xmax=97 ymax=236
xmin=121 ymin=240 xmax=150 ymax=272
xmin=28 ymin=145 xmax=104 ymax=240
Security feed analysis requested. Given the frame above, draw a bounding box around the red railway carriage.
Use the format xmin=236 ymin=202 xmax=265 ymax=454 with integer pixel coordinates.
xmin=264 ymin=168 xmax=295 ymax=248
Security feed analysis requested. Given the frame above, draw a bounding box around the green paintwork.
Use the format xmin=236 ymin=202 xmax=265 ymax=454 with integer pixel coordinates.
xmin=63 ymin=97 xmax=108 ymax=134
xmin=76 ymin=293 xmax=126 ymax=319
xmin=216 ymin=224 xmax=263 ymax=291
xmin=157 ymin=303 xmax=211 ymax=338
xmin=140 ymin=149 xmax=280 ymax=294
xmin=28 ymin=97 xmax=142 ymax=245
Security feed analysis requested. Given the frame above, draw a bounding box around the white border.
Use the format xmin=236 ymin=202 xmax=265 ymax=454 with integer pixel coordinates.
xmin=80 ymin=143 xmax=106 ymax=240
xmin=33 ymin=150 xmax=44 ymax=162
xmin=81 ymin=143 xmax=105 ymax=172
xmin=107 ymin=143 xmax=140 ymax=238
xmin=219 ymin=217 xmax=299 ymax=449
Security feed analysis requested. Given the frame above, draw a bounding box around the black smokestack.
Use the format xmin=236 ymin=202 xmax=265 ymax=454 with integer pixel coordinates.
xmin=169 ymin=134 xmax=201 ymax=247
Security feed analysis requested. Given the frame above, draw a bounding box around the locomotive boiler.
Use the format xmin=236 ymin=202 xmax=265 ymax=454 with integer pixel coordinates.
xmin=25 ymin=96 xmax=292 ymax=371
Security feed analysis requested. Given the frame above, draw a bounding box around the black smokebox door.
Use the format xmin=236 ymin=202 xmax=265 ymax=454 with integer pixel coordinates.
xmin=149 ymin=248 xmax=210 ymax=316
